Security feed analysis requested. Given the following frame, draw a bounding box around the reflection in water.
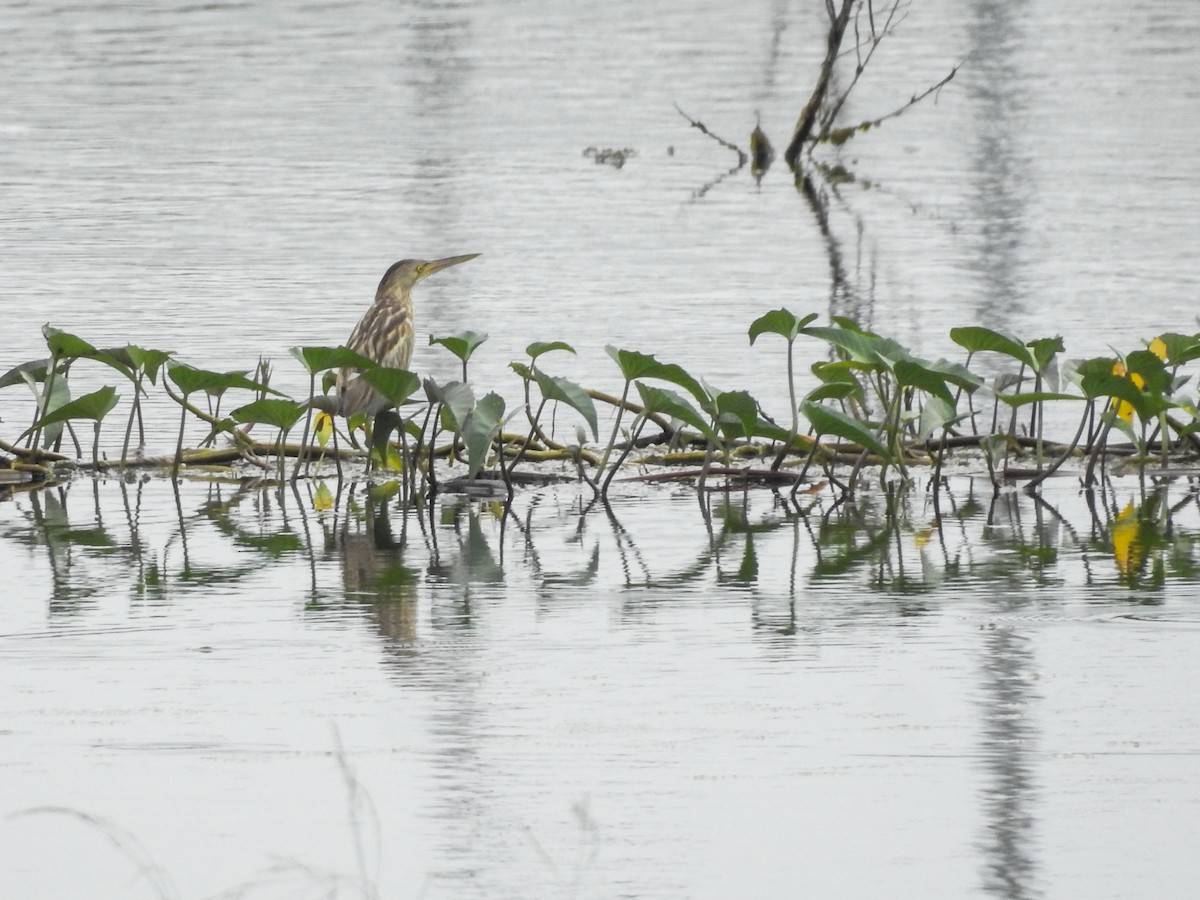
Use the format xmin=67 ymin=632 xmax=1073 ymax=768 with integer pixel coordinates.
xmin=977 ymin=626 xmax=1040 ymax=899
xmin=966 ymin=0 xmax=1031 ymax=328
xmin=5 ymin=476 xmax=1200 ymax=619
xmin=5 ymin=473 xmax=1200 ymax=897
xmin=337 ymin=488 xmax=419 ymax=647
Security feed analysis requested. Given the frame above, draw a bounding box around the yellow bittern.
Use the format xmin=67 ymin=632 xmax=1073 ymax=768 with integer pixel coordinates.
xmin=336 ymin=253 xmax=479 ymax=416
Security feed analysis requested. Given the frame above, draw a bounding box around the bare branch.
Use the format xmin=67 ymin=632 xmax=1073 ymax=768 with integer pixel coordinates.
xmin=673 ymin=103 xmax=748 ymax=165
xmin=819 ymin=60 xmax=964 ymax=147
xmin=818 ymin=0 xmax=907 ymax=141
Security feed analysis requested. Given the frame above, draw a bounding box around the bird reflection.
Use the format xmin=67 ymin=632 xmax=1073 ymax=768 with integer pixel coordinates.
xmin=340 ymin=494 xmax=419 ymax=646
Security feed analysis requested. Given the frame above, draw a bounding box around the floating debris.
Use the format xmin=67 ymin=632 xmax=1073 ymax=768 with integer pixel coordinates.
xmin=583 ymin=146 xmax=637 ymax=169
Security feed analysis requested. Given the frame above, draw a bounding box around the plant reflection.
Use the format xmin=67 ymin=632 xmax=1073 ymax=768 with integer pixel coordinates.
xmin=335 ymin=484 xmax=420 ymax=646
xmin=4 ymin=477 xmax=1200 ymax=623
xmin=977 ymin=626 xmax=1039 ymax=900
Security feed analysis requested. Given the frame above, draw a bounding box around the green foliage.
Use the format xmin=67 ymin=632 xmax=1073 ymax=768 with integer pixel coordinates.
xmin=526 ymin=341 xmax=576 ymax=362
xmin=424 ymin=379 xmax=475 ymax=432
xmin=43 ymin=324 xmax=99 ymax=360
xmin=713 ymin=390 xmax=759 ymax=442
xmin=231 ymin=398 xmax=306 ymax=431
xmin=9 ymin=311 xmax=1200 ymax=497
xmin=430 ymin=331 xmax=488 ymax=363
xmin=605 ymin=345 xmax=708 ymax=407
xmin=747 ymin=309 xmax=818 ymax=344
xmin=288 ymin=345 xmax=377 ymax=374
xmin=167 ymin=364 xmax=274 ymax=398
xmin=532 ymin=371 xmax=598 ymax=440
xmin=949 ymin=325 xmax=1029 ymax=361
xmin=635 ymin=383 xmax=713 ymax=440
xmin=463 ymin=392 xmax=506 ymax=478
xmin=22 ymin=386 xmax=119 ymax=435
xmin=801 ymin=401 xmax=890 ymax=460
xmin=359 ymin=367 xmax=421 ymax=407
xmin=124 ymin=346 xmax=174 ymax=382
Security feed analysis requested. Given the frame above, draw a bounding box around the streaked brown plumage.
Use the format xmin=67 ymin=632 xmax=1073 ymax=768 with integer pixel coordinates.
xmin=336 ymin=254 xmax=479 ymax=416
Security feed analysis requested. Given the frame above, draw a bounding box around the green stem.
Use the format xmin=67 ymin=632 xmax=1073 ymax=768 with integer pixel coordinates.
xmin=291 ymin=371 xmax=317 ymax=482
xmin=598 ymin=379 xmax=631 ymax=474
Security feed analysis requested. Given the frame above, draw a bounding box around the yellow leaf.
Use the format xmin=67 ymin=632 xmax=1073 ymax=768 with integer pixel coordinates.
xmin=1110 ymin=362 xmax=1144 ymax=424
xmin=913 ymin=524 xmax=936 ymax=550
xmin=384 ymin=445 xmax=405 ymax=471
xmin=1111 ymin=501 xmax=1142 ymax=578
xmin=1149 ymin=337 xmax=1168 ymax=361
xmin=314 ymin=411 xmax=333 ymax=448
xmin=313 ymin=481 xmax=334 ymax=511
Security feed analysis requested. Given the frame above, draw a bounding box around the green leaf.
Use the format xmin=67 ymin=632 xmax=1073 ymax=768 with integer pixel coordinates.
xmin=463 ymin=392 xmax=506 ymax=478
xmin=893 ymin=359 xmax=955 ymax=406
xmin=635 ymin=383 xmax=714 ymax=440
xmin=606 ymin=345 xmax=663 ymax=381
xmin=1063 ymin=356 xmax=1119 ymax=391
xmin=801 ymin=401 xmax=890 ymax=460
xmin=19 ymin=368 xmax=70 ymax=447
xmin=424 ymin=379 xmax=475 ymax=432
xmin=0 ymin=358 xmax=63 ymax=390
xmin=289 ymin=345 xmax=378 ymax=374
xmin=605 ymin=346 xmax=709 ymax=407
xmin=810 ymin=361 xmax=867 ymax=401
xmin=231 ymin=398 xmax=306 ymax=431
xmin=20 ymin=385 xmax=119 ymax=441
xmin=1124 ymin=349 xmax=1171 ymax=395
xmin=1026 ymin=336 xmax=1064 ymax=372
xmin=803 ymin=382 xmax=859 ymax=403
xmin=1080 ymin=372 xmax=1150 ymax=419
xmin=714 ymin=390 xmax=759 ymax=441
xmin=979 ymin=434 xmax=1008 ymax=467
xmin=917 ymin=396 xmax=959 ymax=442
xmin=509 ymin=361 xmax=533 ymax=380
xmin=429 ymin=330 xmax=488 ymax=362
xmin=359 ymin=367 xmax=421 ymax=406
xmin=525 ymin=341 xmax=576 ymax=362
xmin=124 ymin=346 xmax=173 ymax=383
xmin=949 ymin=326 xmax=1031 ymax=365
xmin=1154 ymin=333 xmax=1200 ymax=366
xmin=533 ymin=371 xmax=599 ymax=440
xmin=167 ymin=363 xmax=276 ymax=397
xmin=43 ymin=324 xmax=98 ymax=359
xmin=747 ymin=309 xmax=818 ymax=344
xmin=803 ymin=326 xmax=911 ymax=368
xmin=921 ymin=358 xmax=984 ymax=395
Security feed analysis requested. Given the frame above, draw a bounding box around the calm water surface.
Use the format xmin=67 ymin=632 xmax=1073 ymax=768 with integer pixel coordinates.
xmin=4 ymin=0 xmax=1200 ymax=897
xmin=2 ymin=474 xmax=1200 ymax=898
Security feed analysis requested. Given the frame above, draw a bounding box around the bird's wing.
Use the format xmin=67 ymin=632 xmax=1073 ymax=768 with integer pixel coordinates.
xmin=336 ymin=370 xmax=382 ymax=418
xmin=347 ymin=301 xmax=415 ymax=371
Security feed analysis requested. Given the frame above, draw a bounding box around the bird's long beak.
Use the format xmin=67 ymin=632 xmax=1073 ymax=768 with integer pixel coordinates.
xmin=421 ymin=254 xmax=480 ymax=278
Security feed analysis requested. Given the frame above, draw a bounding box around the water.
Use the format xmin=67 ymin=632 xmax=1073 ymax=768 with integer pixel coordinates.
xmin=3 ymin=475 xmax=1200 ymax=898
xmin=4 ymin=0 xmax=1200 ymax=897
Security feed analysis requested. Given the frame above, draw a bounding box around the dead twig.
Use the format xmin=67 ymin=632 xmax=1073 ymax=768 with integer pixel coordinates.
xmin=673 ymin=103 xmax=748 ymax=165
xmin=818 ymin=0 xmax=908 ymax=141
xmin=821 ymin=60 xmax=964 ymax=146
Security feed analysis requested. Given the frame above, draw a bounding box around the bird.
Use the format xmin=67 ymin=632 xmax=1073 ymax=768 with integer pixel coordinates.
xmin=336 ymin=253 xmax=479 ymax=417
